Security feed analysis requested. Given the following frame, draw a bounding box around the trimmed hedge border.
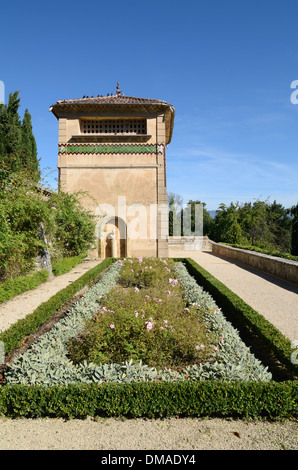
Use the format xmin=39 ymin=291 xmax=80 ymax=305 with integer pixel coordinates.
xmin=0 ymin=258 xmax=115 ymax=356
xmin=51 ymin=254 xmax=86 ymax=276
xmin=0 ymin=270 xmax=50 ymax=305
xmin=181 ymin=258 xmax=298 ymax=379
xmin=0 ymin=254 xmax=89 ymax=305
xmin=0 ymin=257 xmax=297 ymax=419
xmin=0 ymin=381 xmax=296 ymax=419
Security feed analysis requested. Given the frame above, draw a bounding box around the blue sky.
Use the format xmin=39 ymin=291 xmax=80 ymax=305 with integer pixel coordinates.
xmin=1 ymin=0 xmax=298 ymax=211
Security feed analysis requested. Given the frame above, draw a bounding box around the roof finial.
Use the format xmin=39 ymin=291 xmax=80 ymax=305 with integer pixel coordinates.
xmin=116 ymin=81 xmax=121 ymax=95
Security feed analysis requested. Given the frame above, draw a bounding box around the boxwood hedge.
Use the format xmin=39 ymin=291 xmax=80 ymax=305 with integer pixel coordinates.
xmin=0 ymin=381 xmax=296 ymax=419
xmin=0 ymin=270 xmax=50 ymax=304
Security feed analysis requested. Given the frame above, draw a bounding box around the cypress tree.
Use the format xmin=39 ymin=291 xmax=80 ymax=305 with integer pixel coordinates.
xmin=0 ymin=91 xmax=40 ymax=181
xmin=0 ymin=91 xmax=22 ymax=173
xmin=21 ymin=108 xmax=40 ymax=181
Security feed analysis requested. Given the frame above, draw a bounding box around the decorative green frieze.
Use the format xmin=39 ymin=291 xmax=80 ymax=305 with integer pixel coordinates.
xmin=58 ymin=143 xmax=163 ymax=155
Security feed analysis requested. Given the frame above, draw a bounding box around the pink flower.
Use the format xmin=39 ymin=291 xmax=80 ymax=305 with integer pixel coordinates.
xmin=134 ymin=287 xmax=139 ymax=293
xmin=110 ymin=324 xmax=115 ymax=329
xmin=213 ymin=346 xmax=218 ymax=351
xmin=145 ymin=321 xmax=154 ymax=331
xmin=135 ymin=311 xmax=139 ymax=317
xmin=167 ymin=290 xmax=171 ymax=295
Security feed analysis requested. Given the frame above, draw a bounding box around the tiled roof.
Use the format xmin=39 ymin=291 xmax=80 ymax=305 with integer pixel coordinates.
xmin=50 ymin=84 xmax=175 ymax=143
xmin=53 ymin=81 xmax=173 ymax=107
xmin=55 ymin=94 xmax=171 ymax=106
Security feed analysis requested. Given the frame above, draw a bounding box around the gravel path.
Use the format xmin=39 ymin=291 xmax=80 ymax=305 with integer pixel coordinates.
xmin=0 ymin=416 xmax=297 ymax=450
xmin=169 ymin=249 xmax=298 ymax=343
xmin=0 ymin=254 xmax=297 ymax=451
xmin=0 ymin=259 xmax=101 ymax=333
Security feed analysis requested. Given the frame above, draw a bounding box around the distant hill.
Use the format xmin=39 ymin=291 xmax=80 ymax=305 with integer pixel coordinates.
xmin=208 ymin=210 xmax=217 ymax=219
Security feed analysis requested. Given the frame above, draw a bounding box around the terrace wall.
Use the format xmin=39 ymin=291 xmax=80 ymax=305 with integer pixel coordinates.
xmin=211 ymin=242 xmax=298 ymax=285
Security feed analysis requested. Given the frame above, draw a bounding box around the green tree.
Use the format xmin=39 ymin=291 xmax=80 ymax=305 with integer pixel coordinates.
xmin=210 ymin=202 xmax=242 ymax=244
xmin=187 ymin=200 xmax=214 ymax=236
xmin=0 ymin=91 xmax=23 ymax=173
xmin=267 ymin=200 xmax=292 ymax=252
xmin=0 ymin=91 xmax=40 ymax=181
xmin=238 ymin=199 xmax=271 ymax=247
xmin=21 ymin=108 xmax=40 ymax=181
xmin=237 ymin=198 xmax=291 ymax=251
xmin=209 ymin=198 xmax=292 ymax=253
xmin=290 ymin=203 xmax=298 ymax=255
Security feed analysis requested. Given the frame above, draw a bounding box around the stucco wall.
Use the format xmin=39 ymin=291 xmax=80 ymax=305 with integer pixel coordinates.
xmin=57 ymin=109 xmax=169 ymax=258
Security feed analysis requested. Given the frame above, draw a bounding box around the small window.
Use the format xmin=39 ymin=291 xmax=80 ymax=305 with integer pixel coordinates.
xmin=81 ymin=119 xmax=146 ymax=135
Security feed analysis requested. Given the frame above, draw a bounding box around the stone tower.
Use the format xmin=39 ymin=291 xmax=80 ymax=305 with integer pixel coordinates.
xmin=50 ymin=84 xmax=175 ymax=258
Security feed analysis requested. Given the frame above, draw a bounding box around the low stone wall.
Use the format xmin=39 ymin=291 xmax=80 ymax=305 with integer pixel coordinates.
xmin=168 ymin=236 xmax=212 ymax=251
xmin=211 ymin=242 xmax=298 ymax=285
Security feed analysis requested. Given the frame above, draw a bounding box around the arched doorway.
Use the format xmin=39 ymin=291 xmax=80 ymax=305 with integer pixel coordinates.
xmin=101 ymin=216 xmax=127 ymax=258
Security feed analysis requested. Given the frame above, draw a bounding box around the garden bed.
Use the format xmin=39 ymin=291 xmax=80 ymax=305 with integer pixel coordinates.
xmin=0 ymin=257 xmax=296 ymax=419
xmin=4 ymin=257 xmax=273 ymax=385
xmin=182 ymin=258 xmax=298 ymax=381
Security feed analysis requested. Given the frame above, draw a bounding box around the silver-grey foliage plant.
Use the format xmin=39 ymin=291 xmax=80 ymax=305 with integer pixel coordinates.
xmin=5 ymin=261 xmax=272 ymax=385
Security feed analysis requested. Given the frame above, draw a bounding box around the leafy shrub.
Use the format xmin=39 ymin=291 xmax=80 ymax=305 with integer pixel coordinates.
xmin=0 ymin=172 xmax=96 ymax=281
xmin=47 ymin=191 xmax=95 ymax=259
xmin=0 ymin=174 xmax=53 ymax=280
xmin=118 ymin=257 xmax=174 ymax=288
xmin=67 ymin=258 xmax=215 ymax=368
xmin=0 ymin=270 xmax=49 ymax=304
xmin=51 ymin=254 xmax=86 ymax=276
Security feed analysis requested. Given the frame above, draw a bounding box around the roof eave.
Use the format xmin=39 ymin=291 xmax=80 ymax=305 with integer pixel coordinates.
xmin=49 ymin=101 xmax=175 ymax=144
